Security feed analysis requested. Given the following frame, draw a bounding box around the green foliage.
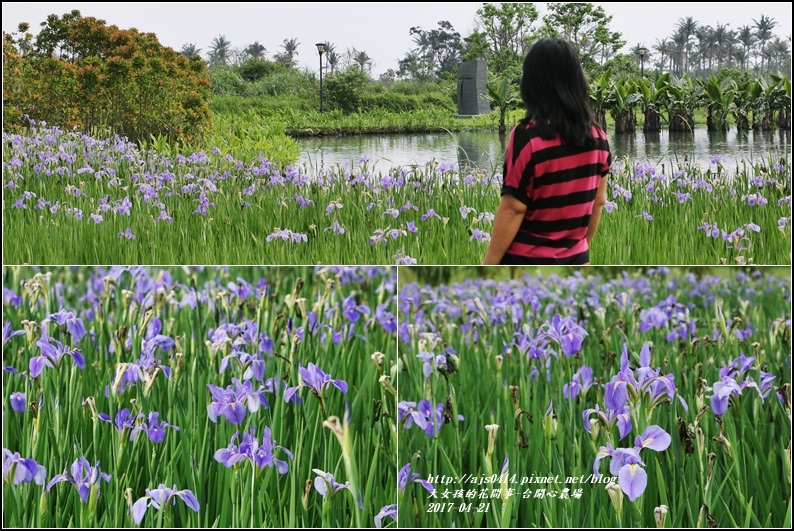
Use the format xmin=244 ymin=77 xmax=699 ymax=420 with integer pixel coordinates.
xmin=208 ymin=66 xmax=247 ymax=96
xmin=600 ymin=53 xmax=639 ymax=78
xmin=539 ymin=3 xmax=626 ymax=74
xmin=238 ymin=57 xmax=284 ymax=81
xmin=323 ymin=67 xmax=374 ymax=113
xmin=484 ymin=77 xmax=521 ymax=132
xmin=2 ymin=11 xmax=211 ymax=145
xmin=399 ymin=20 xmax=462 ymax=79
xmin=463 ymin=3 xmax=539 ymax=75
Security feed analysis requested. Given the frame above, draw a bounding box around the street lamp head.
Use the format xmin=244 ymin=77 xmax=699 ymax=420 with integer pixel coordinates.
xmin=315 ymin=42 xmax=326 ymax=55
xmin=638 ymin=47 xmax=647 ymax=58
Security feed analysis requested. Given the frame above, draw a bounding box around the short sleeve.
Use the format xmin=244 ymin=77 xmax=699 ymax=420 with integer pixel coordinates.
xmin=599 ymin=134 xmax=611 ymax=177
xmin=602 ymin=150 xmax=612 ymax=177
xmin=500 ymin=127 xmax=532 ymax=206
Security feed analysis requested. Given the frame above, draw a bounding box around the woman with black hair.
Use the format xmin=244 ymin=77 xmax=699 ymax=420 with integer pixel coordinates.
xmin=483 ymin=38 xmax=611 ymax=265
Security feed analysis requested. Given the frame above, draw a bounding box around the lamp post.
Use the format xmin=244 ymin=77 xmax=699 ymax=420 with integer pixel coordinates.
xmin=638 ymin=46 xmax=647 ymax=76
xmin=316 ymin=42 xmax=326 ymax=113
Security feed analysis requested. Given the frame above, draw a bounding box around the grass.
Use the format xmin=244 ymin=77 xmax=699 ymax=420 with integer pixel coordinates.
xmin=2 ymin=123 xmax=790 ymax=265
xmin=2 ymin=266 xmax=398 ymax=528
xmin=397 ymin=267 xmax=791 ymax=527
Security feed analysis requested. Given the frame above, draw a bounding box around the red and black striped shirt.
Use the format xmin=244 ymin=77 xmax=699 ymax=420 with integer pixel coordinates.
xmin=500 ymin=122 xmax=611 ymax=265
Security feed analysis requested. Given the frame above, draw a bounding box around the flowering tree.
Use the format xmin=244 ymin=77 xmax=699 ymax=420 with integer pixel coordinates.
xmin=2 ymin=10 xmax=211 ymax=144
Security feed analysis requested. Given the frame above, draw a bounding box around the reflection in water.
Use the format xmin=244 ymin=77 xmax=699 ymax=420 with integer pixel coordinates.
xmin=297 ymin=126 xmax=790 ymax=174
xmin=456 ymin=133 xmax=505 ymax=174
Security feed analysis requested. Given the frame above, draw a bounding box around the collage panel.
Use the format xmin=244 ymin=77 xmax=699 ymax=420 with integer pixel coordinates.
xmin=2 ymin=2 xmax=792 ymax=529
xmin=396 ymin=266 xmax=790 ymax=527
xmin=2 ymin=266 xmax=398 ymax=528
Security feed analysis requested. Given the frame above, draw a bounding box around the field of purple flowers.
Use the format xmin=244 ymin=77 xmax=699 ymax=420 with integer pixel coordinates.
xmin=3 ymin=266 xmax=397 ymax=528
xmin=3 ymin=122 xmax=790 ymax=265
xmin=398 ymin=267 xmax=790 ymax=527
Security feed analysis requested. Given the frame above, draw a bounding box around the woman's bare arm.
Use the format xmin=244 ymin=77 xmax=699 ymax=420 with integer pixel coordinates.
xmin=483 ymin=195 xmax=528 ymax=265
xmin=585 ymin=174 xmax=609 ymax=246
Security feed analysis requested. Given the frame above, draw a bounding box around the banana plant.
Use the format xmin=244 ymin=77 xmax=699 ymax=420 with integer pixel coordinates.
xmin=769 ymin=75 xmax=791 ymax=130
xmin=484 ymin=77 xmax=521 ymax=134
xmin=637 ymin=73 xmax=669 ymax=132
xmin=731 ymin=78 xmax=761 ymax=131
xmin=607 ymin=77 xmax=641 ymax=133
xmin=700 ymin=74 xmax=736 ymax=131
xmin=588 ymin=68 xmax=613 ymax=131
xmin=660 ymin=74 xmax=701 ymax=132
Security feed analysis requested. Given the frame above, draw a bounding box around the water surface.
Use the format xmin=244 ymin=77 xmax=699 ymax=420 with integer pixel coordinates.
xmin=296 ymin=127 xmax=790 ymax=174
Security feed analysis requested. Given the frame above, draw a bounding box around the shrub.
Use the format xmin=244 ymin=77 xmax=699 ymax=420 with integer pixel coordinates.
xmin=3 ymin=11 xmax=211 ymax=145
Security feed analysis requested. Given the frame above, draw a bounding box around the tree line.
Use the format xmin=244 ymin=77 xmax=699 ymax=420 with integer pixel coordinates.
xmin=181 ymin=4 xmax=790 ymax=83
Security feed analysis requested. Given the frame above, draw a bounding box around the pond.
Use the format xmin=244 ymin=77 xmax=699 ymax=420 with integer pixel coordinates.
xmin=296 ymin=126 xmax=791 ymax=174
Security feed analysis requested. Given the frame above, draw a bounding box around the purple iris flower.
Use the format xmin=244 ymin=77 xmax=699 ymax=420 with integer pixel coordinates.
xmin=214 ymin=425 xmax=294 ymax=474
xmin=324 ymin=221 xmax=346 ymax=235
xmin=343 ymin=296 xmax=371 ymax=323
xmin=374 ymin=504 xmax=397 ymax=528
xmin=47 ymin=309 xmax=87 ymax=341
xmin=397 ymin=463 xmax=434 ymax=495
xmin=129 ymin=412 xmax=180 ymax=444
xmin=10 ymin=392 xmax=26 ymax=413
xmin=542 ymin=314 xmax=588 ymax=357
xmin=416 ymin=351 xmax=447 ymax=379
xmin=398 ymin=399 xmax=462 ymax=436
xmin=3 ymin=449 xmax=46 ymax=485
xmin=639 ymin=307 xmax=668 ymax=331
xmin=397 ymin=401 xmax=427 ymax=431
xmin=563 ymin=365 xmax=594 ymax=399
xmin=604 ymin=344 xmax=684 ymax=412
xmin=132 ymin=484 xmax=200 ymax=524
xmin=219 ymin=350 xmax=266 ymax=382
xmin=3 ymin=320 xmax=25 ymax=348
xmin=117 ymin=227 xmax=136 ymax=240
xmin=583 ymin=404 xmax=633 ymax=440
xmin=707 ymin=352 xmax=773 ymax=414
xmin=313 ymin=469 xmax=352 ymax=498
xmin=30 ymin=334 xmax=85 ymax=378
xmin=710 ymin=378 xmax=743 ymax=415
xmin=207 ymin=378 xmax=269 ymax=425
xmin=107 ymin=349 xmax=172 ymax=396
xmin=420 ymin=209 xmax=441 ymax=221
xmin=284 ymin=363 xmax=348 ymax=403
xmin=593 ymin=425 xmax=671 ymax=501
xmin=98 ymin=408 xmax=135 ymax=437
xmin=46 ymin=458 xmax=111 ymax=503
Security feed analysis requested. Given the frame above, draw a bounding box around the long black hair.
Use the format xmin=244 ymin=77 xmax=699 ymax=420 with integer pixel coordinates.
xmin=519 ymin=38 xmax=597 ymax=146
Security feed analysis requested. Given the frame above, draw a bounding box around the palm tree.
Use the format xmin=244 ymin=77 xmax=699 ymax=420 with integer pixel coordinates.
xmin=671 ymin=28 xmax=690 ymax=76
xmin=713 ymin=23 xmax=731 ymax=70
xmin=275 ymin=38 xmax=300 ymax=67
xmin=653 ymin=38 xmax=672 ymax=73
xmin=180 ymin=43 xmax=202 ymax=59
xmin=752 ymin=15 xmax=777 ymax=75
xmin=676 ymin=17 xmax=698 ymax=74
xmin=767 ymin=37 xmax=790 ymax=73
xmin=723 ymin=28 xmax=737 ymax=69
xmin=245 ymin=41 xmax=266 ymax=60
xmin=694 ymin=26 xmax=714 ymax=75
xmin=737 ymin=25 xmax=756 ymax=72
xmin=352 ymin=49 xmax=373 ymax=74
xmin=208 ymin=35 xmax=231 ymax=67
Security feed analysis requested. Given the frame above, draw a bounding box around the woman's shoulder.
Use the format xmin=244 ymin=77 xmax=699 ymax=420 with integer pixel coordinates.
xmin=591 ymin=124 xmax=609 ymax=140
xmin=512 ymin=121 xmax=543 ymax=142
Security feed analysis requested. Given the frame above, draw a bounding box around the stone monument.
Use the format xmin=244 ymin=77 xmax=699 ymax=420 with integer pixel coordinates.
xmin=456 ymin=60 xmax=489 ymax=116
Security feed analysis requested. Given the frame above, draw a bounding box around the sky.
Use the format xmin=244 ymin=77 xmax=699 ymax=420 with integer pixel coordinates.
xmin=2 ymin=2 xmax=791 ymax=76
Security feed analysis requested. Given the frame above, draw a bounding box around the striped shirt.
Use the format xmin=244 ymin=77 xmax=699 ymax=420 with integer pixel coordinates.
xmin=500 ymin=122 xmax=611 ymax=265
